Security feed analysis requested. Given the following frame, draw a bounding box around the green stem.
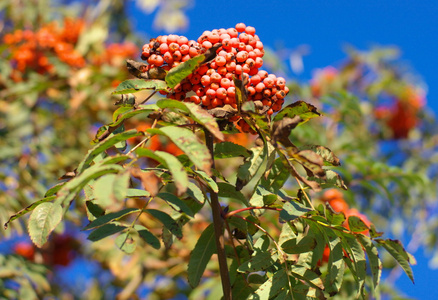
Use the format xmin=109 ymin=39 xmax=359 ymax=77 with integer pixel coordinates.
xmin=204 ymin=129 xmax=232 ymax=300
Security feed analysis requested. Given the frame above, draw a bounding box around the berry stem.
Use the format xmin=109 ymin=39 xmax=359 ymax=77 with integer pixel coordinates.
xmin=204 ymin=128 xmax=232 ymax=300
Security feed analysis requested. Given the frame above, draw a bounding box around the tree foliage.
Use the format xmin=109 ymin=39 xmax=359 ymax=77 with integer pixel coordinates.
xmin=1 ymin=1 xmax=437 ymax=299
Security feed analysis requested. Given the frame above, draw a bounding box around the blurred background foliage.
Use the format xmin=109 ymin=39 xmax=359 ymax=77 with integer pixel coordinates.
xmin=0 ymin=0 xmax=437 ymax=299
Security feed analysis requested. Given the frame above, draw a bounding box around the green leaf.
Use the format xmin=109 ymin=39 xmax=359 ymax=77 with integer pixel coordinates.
xmin=323 ymin=229 xmax=346 ymax=296
xmin=136 ymin=148 xmax=189 ymax=195
xmin=85 ymin=201 xmax=105 ymax=220
xmin=146 ymin=209 xmax=182 ymax=238
xmin=157 ymin=100 xmax=224 ymax=140
xmin=134 ymin=225 xmax=161 ymax=249
xmin=188 ymin=223 xmax=216 ymax=288
xmin=157 ymin=192 xmax=194 ymax=217
xmin=238 ymin=252 xmax=276 ymax=272
xmin=281 ymin=235 xmax=317 ymax=254
xmin=217 ymin=182 xmax=248 ymax=205
xmin=108 ymin=104 xmax=160 ymax=129
xmin=325 ymin=204 xmax=347 ymax=226
xmin=376 ymin=238 xmax=414 ymax=283
xmin=44 ymin=182 xmax=66 ymax=197
xmin=236 ymin=142 xmax=276 ymax=190
xmin=193 ymin=170 xmax=219 ymax=193
xmin=280 ymin=200 xmax=312 ymax=221
xmin=77 ymin=130 xmax=142 ymax=174
xmin=112 ymin=79 xmax=168 ymax=94
xmin=28 ymin=203 xmax=63 ymax=248
xmin=357 ymin=234 xmax=382 ymax=288
xmin=4 ymin=196 xmax=56 ymax=229
xmin=348 ymin=216 xmax=369 ymax=233
xmin=273 ymin=100 xmax=321 ymax=125
xmin=344 ymin=235 xmax=367 ymax=298
xmin=291 ymin=265 xmax=324 ymax=290
xmin=300 ymin=145 xmax=341 ymax=166
xmin=213 ymin=141 xmax=250 ymax=158
xmin=308 ymin=169 xmax=347 ymax=190
xmin=84 ymin=208 xmax=140 ymax=230
xmin=115 ymin=231 xmax=137 ymax=254
xmin=165 ymin=55 xmax=206 ymax=88
xmin=126 ymin=188 xmax=150 ymax=198
xmin=88 ymin=224 xmax=126 ymax=242
xmin=260 ymin=158 xmax=290 ymax=193
xmin=147 ymin=126 xmax=212 ymax=175
xmin=248 ymin=269 xmax=288 ymax=300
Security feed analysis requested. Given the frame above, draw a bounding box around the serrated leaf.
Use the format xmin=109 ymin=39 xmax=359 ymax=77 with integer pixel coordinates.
xmin=112 ymin=79 xmax=168 ymax=94
xmin=44 ymin=182 xmax=66 ymax=197
xmin=136 ymin=148 xmax=188 ymax=195
xmin=325 ymin=204 xmax=347 ymax=226
xmin=217 ymin=182 xmax=248 ymax=205
xmin=147 ymin=126 xmax=212 ymax=175
xmin=188 ymin=223 xmax=216 ymax=288
xmin=261 ymin=158 xmax=290 ymax=193
xmin=301 ymin=145 xmax=340 ymax=166
xmin=28 ymin=203 xmax=63 ymax=248
xmin=282 ymin=235 xmax=317 ymax=254
xmin=248 ymin=269 xmax=288 ymax=300
xmin=213 ymin=141 xmax=250 ymax=158
xmin=348 ymin=216 xmax=370 ymax=233
xmin=357 ymin=234 xmax=382 ymax=288
xmin=165 ymin=55 xmax=206 ymax=88
xmin=157 ymin=192 xmax=194 ymax=217
xmin=115 ymin=231 xmax=137 ymax=254
xmin=134 ymin=225 xmax=161 ymax=249
xmin=308 ymin=169 xmax=347 ymax=190
xmin=85 ymin=201 xmax=105 ymax=220
xmin=292 ymin=150 xmax=325 ymax=178
xmin=193 ymin=170 xmax=219 ymax=193
xmin=280 ymin=200 xmax=312 ymax=221
xmin=88 ymin=224 xmax=126 ymax=241
xmin=322 ymin=227 xmax=345 ymax=295
xmin=291 ymin=265 xmax=324 ymax=290
xmin=146 ymin=209 xmax=182 ymax=238
xmin=84 ymin=208 xmax=140 ymax=230
xmin=273 ymin=101 xmax=321 ymax=124
xmin=77 ymin=130 xmax=143 ymax=173
xmin=238 ymin=252 xmax=276 ymax=272
xmin=107 ymin=104 xmax=160 ymax=129
xmin=4 ymin=196 xmax=56 ymax=229
xmin=376 ymin=238 xmax=414 ymax=283
xmin=344 ymin=234 xmax=367 ymax=298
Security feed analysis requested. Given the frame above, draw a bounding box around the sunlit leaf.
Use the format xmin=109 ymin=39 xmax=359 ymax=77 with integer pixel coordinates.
xmin=112 ymin=79 xmax=168 ymax=94
xmin=84 ymin=208 xmax=140 ymax=230
xmin=165 ymin=55 xmax=206 ymax=88
xmin=376 ymin=238 xmax=414 ymax=283
xmin=28 ymin=203 xmax=63 ymax=248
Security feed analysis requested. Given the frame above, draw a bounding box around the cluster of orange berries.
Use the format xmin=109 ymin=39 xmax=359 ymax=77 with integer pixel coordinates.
xmin=3 ymin=18 xmax=86 ymax=75
xmin=140 ymin=23 xmax=289 ymax=133
xmin=374 ymin=85 xmax=426 ymax=139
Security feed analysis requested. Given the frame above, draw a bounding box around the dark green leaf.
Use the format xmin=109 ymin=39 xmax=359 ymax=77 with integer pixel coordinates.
xmin=322 ymin=227 xmax=345 ymax=295
xmin=88 ymin=224 xmax=126 ymax=241
xmin=213 ymin=141 xmax=251 ymax=158
xmin=280 ymin=200 xmax=312 ymax=221
xmin=217 ymin=182 xmax=248 ymax=205
xmin=249 ymin=269 xmax=288 ymax=300
xmin=84 ymin=208 xmax=140 ymax=230
xmin=146 ymin=209 xmax=182 ymax=238
xmin=188 ymin=223 xmax=216 ymax=288
xmin=260 ymin=158 xmax=290 ymax=193
xmin=348 ymin=216 xmax=370 ymax=233
xmin=282 ymin=235 xmax=317 ymax=254
xmin=108 ymin=104 xmax=160 ymax=129
xmin=344 ymin=235 xmax=367 ymax=298
xmin=134 ymin=225 xmax=161 ymax=249
xmin=376 ymin=238 xmax=414 ymax=283
xmin=308 ymin=169 xmax=347 ymax=190
xmin=112 ymin=79 xmax=168 ymax=94
xmin=85 ymin=201 xmax=105 ymax=219
xmin=238 ymin=252 xmax=276 ymax=272
xmin=157 ymin=192 xmax=194 ymax=217
xmin=193 ymin=170 xmax=219 ymax=193
xmin=165 ymin=55 xmax=206 ymax=88
xmin=357 ymin=234 xmax=382 ymax=288
xmin=28 ymin=203 xmax=63 ymax=248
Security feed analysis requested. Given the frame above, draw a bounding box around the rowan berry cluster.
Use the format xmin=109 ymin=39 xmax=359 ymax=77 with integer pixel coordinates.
xmin=3 ymin=18 xmax=86 ymax=76
xmin=140 ymin=23 xmax=289 ymax=133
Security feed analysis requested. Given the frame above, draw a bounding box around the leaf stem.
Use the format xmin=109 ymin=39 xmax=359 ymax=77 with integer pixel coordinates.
xmin=204 ymin=129 xmax=232 ymax=300
xmin=225 ymin=206 xmax=281 ymax=218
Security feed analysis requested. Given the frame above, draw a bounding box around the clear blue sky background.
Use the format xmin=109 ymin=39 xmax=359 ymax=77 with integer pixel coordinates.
xmin=128 ymin=1 xmax=438 ymax=299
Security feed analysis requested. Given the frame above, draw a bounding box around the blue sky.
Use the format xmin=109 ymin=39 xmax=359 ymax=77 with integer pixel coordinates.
xmin=128 ymin=1 xmax=438 ymax=298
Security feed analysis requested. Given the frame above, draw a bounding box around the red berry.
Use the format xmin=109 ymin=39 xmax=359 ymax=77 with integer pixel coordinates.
xmin=235 ymin=23 xmax=246 ymax=32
